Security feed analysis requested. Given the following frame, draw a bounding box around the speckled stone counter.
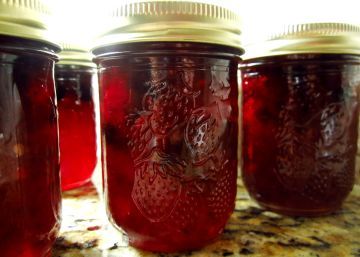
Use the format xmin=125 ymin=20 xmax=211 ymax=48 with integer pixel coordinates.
xmin=52 ymin=182 xmax=360 ymax=257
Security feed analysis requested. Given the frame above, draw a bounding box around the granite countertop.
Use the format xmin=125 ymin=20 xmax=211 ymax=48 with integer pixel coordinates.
xmin=52 ymin=180 xmax=360 ymax=257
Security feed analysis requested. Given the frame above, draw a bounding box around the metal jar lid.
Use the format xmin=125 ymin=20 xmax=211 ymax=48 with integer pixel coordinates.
xmin=0 ymin=0 xmax=60 ymax=49
xmin=92 ymin=0 xmax=243 ymax=51
xmin=58 ymin=43 xmax=96 ymax=68
xmin=243 ymin=22 xmax=360 ymax=60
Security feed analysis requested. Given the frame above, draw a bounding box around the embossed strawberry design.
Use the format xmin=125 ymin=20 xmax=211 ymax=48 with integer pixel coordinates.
xmin=206 ymin=156 xmax=236 ymax=219
xmin=143 ymin=78 xmax=195 ymax=136
xmin=302 ymin=102 xmax=356 ymax=201
xmin=209 ymin=69 xmax=231 ymax=100
xmin=185 ymin=103 xmax=226 ymax=165
xmin=276 ymin=101 xmax=356 ymax=198
xmin=131 ymin=150 xmax=185 ymax=222
xmin=167 ymin=185 xmax=201 ymax=233
xmin=126 ymin=113 xmax=154 ymax=160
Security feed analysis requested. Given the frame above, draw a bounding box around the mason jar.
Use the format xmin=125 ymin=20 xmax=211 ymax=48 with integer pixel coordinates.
xmin=0 ymin=1 xmax=61 ymax=256
xmin=93 ymin=1 xmax=243 ymax=252
xmin=241 ymin=23 xmax=360 ymax=216
xmin=55 ymin=46 xmax=98 ymax=190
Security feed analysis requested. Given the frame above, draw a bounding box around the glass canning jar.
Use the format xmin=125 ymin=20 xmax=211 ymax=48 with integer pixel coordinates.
xmin=0 ymin=1 xmax=61 ymax=256
xmin=93 ymin=1 xmax=243 ymax=252
xmin=55 ymin=47 xmax=98 ymax=191
xmin=241 ymin=23 xmax=360 ymax=216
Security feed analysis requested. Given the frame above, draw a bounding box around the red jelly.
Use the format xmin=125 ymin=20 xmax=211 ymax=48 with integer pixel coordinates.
xmin=93 ymin=1 xmax=244 ymax=250
xmin=55 ymin=57 xmax=98 ymax=191
xmin=95 ymin=42 xmax=241 ymax=252
xmin=241 ymin=23 xmax=360 ymax=216
xmin=0 ymin=35 xmax=61 ymax=256
xmin=93 ymin=1 xmax=243 ymax=252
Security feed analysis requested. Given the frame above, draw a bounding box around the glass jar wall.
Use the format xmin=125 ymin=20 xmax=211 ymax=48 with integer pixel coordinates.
xmin=241 ymin=53 xmax=360 ymax=216
xmin=240 ymin=23 xmax=360 ymax=216
xmin=55 ymin=64 xmax=98 ymax=190
xmin=0 ymin=35 xmax=61 ymax=257
xmin=95 ymin=42 xmax=241 ymax=252
xmin=93 ymin=0 xmax=243 ymax=252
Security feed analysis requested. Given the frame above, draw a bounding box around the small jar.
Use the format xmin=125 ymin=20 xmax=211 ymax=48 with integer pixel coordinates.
xmin=93 ymin=1 xmax=243 ymax=252
xmin=0 ymin=1 xmax=61 ymax=256
xmin=55 ymin=46 xmax=98 ymax=190
xmin=241 ymin=23 xmax=360 ymax=216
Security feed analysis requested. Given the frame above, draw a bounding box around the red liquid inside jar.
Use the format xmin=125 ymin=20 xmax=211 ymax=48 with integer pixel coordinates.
xmin=95 ymin=43 xmax=240 ymax=252
xmin=55 ymin=65 xmax=97 ymax=190
xmin=241 ymin=54 xmax=360 ymax=216
xmin=0 ymin=36 xmax=61 ymax=257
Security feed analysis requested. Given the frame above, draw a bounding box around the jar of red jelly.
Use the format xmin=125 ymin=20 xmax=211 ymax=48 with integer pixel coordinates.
xmin=0 ymin=1 xmax=61 ymax=256
xmin=55 ymin=45 xmax=98 ymax=190
xmin=241 ymin=23 xmax=360 ymax=216
xmin=93 ymin=1 xmax=243 ymax=252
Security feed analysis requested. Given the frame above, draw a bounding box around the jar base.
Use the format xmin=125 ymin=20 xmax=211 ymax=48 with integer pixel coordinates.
xmin=128 ymin=233 xmax=219 ymax=253
xmin=256 ymin=201 xmax=342 ymax=217
xmin=62 ymin=177 xmax=92 ymax=191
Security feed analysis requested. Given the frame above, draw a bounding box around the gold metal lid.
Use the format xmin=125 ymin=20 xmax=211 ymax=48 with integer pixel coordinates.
xmin=57 ymin=43 xmax=96 ymax=68
xmin=0 ymin=0 xmax=60 ymax=49
xmin=243 ymin=23 xmax=360 ymax=60
xmin=93 ymin=0 xmax=243 ymax=51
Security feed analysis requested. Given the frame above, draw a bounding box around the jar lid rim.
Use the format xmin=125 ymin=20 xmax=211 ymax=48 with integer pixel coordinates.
xmin=92 ymin=0 xmax=243 ymax=52
xmin=243 ymin=22 xmax=360 ymax=59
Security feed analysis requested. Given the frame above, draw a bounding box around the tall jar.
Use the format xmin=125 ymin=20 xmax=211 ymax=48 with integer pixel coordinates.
xmin=93 ymin=1 xmax=243 ymax=252
xmin=55 ymin=46 xmax=98 ymax=191
xmin=0 ymin=1 xmax=61 ymax=256
xmin=241 ymin=23 xmax=360 ymax=216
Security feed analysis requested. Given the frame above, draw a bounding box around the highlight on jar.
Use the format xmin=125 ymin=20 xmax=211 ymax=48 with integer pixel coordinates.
xmin=240 ymin=23 xmax=360 ymax=217
xmin=55 ymin=44 xmax=99 ymax=191
xmin=92 ymin=0 xmax=243 ymax=252
xmin=0 ymin=1 xmax=62 ymax=256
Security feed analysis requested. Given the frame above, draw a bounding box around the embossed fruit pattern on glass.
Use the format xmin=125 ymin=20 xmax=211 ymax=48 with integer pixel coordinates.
xmin=98 ymin=43 xmax=239 ymax=252
xmin=0 ymin=37 xmax=61 ymax=257
xmin=241 ymin=54 xmax=360 ymax=216
xmin=55 ymin=65 xmax=97 ymax=191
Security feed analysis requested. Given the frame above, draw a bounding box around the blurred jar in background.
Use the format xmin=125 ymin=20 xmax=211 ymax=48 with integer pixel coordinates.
xmin=93 ymin=0 xmax=243 ymax=252
xmin=0 ymin=0 xmax=61 ymax=256
xmin=55 ymin=46 xmax=98 ymax=191
xmin=241 ymin=23 xmax=360 ymax=216
xmin=356 ymin=137 xmax=360 ymax=184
